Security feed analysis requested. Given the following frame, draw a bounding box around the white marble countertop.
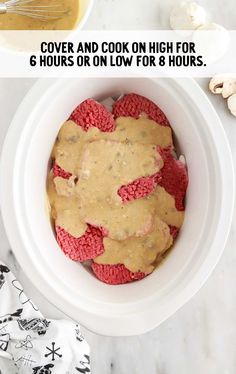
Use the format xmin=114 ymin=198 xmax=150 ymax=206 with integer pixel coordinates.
xmin=0 ymin=1 xmax=236 ymax=373
xmin=86 ymin=0 xmax=236 ymax=30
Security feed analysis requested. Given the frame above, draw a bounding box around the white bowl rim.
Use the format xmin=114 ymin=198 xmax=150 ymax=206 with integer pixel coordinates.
xmin=0 ymin=0 xmax=94 ymax=54
xmin=0 ymin=77 xmax=234 ymax=336
xmin=76 ymin=0 xmax=94 ymax=30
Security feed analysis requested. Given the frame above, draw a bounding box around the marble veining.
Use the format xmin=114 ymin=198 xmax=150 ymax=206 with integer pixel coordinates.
xmin=0 ymin=0 xmax=236 ymax=372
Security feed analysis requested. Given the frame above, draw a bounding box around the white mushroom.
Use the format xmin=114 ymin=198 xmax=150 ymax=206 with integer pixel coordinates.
xmin=170 ymin=1 xmax=207 ymax=32
xmin=193 ymin=22 xmax=229 ymax=64
xmin=227 ymin=94 xmax=236 ymax=117
xmin=209 ymin=75 xmax=236 ymax=98
xmin=222 ymin=80 xmax=236 ymax=98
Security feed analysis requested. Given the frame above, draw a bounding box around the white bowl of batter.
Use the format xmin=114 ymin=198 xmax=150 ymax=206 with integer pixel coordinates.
xmin=0 ymin=78 xmax=234 ymax=336
xmin=0 ymin=0 xmax=94 ymax=30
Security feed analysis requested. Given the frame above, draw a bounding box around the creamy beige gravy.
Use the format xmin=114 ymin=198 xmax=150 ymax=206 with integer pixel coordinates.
xmin=53 ymin=117 xmax=172 ymax=175
xmin=95 ymin=216 xmax=173 ymax=274
xmin=48 ymin=171 xmax=87 ymax=237
xmin=0 ymin=0 xmax=79 ymax=30
xmin=114 ymin=116 xmax=173 ymax=148
xmin=77 ymin=139 xmax=162 ymax=206
xmin=48 ymin=116 xmax=184 ymax=273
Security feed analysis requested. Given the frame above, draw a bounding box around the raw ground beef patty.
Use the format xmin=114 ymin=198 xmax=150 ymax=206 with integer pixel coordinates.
xmin=48 ymin=93 xmax=188 ymax=285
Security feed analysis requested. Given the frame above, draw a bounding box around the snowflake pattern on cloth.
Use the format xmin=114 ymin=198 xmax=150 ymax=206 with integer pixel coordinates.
xmin=0 ymin=262 xmax=90 ymax=374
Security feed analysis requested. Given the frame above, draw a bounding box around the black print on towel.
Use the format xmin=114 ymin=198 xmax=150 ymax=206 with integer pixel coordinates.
xmin=18 ymin=318 xmax=51 ymax=336
xmin=0 ymin=308 xmax=23 ymax=324
xmin=44 ymin=342 xmax=62 ymax=361
xmin=32 ymin=363 xmax=54 ymax=374
xmin=15 ymin=354 xmax=37 ymax=368
xmin=75 ymin=354 xmax=91 ymax=373
xmin=75 ymin=324 xmax=84 ymax=342
xmin=12 ymin=279 xmax=39 ymax=311
xmin=0 ymin=264 xmax=10 ymax=289
xmin=15 ymin=334 xmax=33 ymax=350
xmin=0 ymin=333 xmax=10 ymax=351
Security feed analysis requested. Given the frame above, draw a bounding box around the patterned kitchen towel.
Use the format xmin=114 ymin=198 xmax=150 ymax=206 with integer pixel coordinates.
xmin=0 ymin=263 xmax=90 ymax=374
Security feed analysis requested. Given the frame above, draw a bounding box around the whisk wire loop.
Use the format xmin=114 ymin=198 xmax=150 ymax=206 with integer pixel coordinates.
xmin=0 ymin=0 xmax=68 ymax=20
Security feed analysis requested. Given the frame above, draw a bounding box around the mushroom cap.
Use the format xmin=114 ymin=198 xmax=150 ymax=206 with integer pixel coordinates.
xmin=227 ymin=93 xmax=236 ymax=117
xmin=209 ymin=75 xmax=236 ymax=98
xmin=221 ymin=80 xmax=236 ymax=99
xmin=170 ymin=1 xmax=207 ymax=31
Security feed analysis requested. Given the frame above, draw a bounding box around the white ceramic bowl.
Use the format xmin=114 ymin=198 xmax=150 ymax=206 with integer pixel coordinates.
xmin=0 ymin=78 xmax=234 ymax=336
xmin=0 ymin=0 xmax=93 ymax=52
xmin=76 ymin=0 xmax=94 ymax=30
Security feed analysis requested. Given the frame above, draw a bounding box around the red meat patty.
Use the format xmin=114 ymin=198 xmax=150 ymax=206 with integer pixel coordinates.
xmin=112 ymin=93 xmax=170 ymax=126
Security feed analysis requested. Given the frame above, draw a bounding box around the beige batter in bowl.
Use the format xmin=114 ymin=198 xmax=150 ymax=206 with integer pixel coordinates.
xmin=0 ymin=0 xmax=93 ymax=30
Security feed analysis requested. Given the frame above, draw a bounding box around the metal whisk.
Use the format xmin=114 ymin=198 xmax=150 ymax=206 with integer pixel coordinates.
xmin=0 ymin=0 xmax=68 ymax=20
